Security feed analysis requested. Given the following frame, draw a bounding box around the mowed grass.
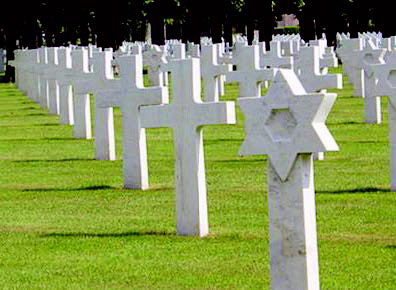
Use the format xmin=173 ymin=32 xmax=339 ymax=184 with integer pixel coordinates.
xmin=0 ymin=68 xmax=395 ymax=289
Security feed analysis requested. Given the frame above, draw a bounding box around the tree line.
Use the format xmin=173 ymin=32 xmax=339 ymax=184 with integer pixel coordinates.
xmin=0 ymin=0 xmax=393 ymax=81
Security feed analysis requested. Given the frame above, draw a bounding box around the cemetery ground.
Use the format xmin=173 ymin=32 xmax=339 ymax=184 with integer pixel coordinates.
xmin=0 ymin=69 xmax=395 ymax=288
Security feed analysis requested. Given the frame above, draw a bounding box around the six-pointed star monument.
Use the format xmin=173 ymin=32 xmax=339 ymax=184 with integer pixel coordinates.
xmin=238 ymin=69 xmax=339 ymax=181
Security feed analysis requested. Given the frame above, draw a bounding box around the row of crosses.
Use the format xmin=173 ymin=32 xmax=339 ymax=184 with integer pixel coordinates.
xmin=10 ymin=42 xmax=341 ymax=290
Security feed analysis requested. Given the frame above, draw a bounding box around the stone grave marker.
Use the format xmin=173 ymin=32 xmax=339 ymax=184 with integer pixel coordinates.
xmin=239 ymin=69 xmax=338 ymax=290
xmin=24 ymin=49 xmax=41 ymax=103
xmin=46 ymin=47 xmax=60 ymax=115
xmin=94 ymin=52 xmax=168 ymax=189
xmin=38 ymin=47 xmax=50 ymax=109
xmin=260 ymin=41 xmax=293 ymax=69
xmin=143 ymin=45 xmax=168 ymax=86
xmin=9 ymin=50 xmax=24 ymax=93
xmin=226 ymin=43 xmax=275 ymax=98
xmin=140 ymin=58 xmax=236 ymax=236
xmin=372 ymin=51 xmax=396 ymax=191
xmin=69 ymin=48 xmax=112 ymax=139
xmin=337 ymin=38 xmax=364 ymax=93
xmin=297 ymin=46 xmax=342 ymax=93
xmin=200 ymin=44 xmax=231 ymax=102
xmin=57 ymin=47 xmax=75 ymax=125
xmin=296 ymin=45 xmax=342 ymax=160
xmin=0 ymin=49 xmax=5 ymax=73
xmin=354 ymin=40 xmax=387 ymax=124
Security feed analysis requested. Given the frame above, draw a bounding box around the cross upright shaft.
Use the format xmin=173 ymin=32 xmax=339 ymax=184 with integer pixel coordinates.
xmin=141 ymin=58 xmax=235 ymax=236
xmin=95 ymin=53 xmax=167 ymax=190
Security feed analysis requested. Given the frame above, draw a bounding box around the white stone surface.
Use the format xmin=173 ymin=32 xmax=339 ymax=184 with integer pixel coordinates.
xmin=337 ymin=38 xmax=365 ymax=94
xmin=239 ymin=69 xmax=338 ymax=289
xmin=297 ymin=46 xmax=342 ymax=93
xmin=226 ymin=43 xmax=275 ymax=98
xmin=8 ymin=50 xmax=22 ymax=91
xmin=70 ymin=48 xmax=94 ymax=139
xmin=95 ymin=52 xmax=168 ymax=189
xmin=0 ymin=49 xmax=5 ymax=73
xmin=170 ymin=43 xmax=186 ymax=60
xmin=38 ymin=47 xmax=50 ymax=109
xmin=46 ymin=48 xmax=60 ymax=115
xmin=26 ymin=49 xmax=41 ymax=103
xmin=70 ymin=48 xmax=113 ymax=139
xmin=356 ymin=40 xmax=387 ymax=124
xmin=200 ymin=44 xmax=231 ymax=102
xmin=143 ymin=45 xmax=168 ymax=86
xmin=260 ymin=41 xmax=293 ymax=69
xmin=57 ymin=47 xmax=74 ymax=125
xmin=372 ymin=51 xmax=396 ymax=191
xmin=239 ymin=69 xmax=339 ymax=179
xmin=140 ymin=58 xmax=236 ymax=236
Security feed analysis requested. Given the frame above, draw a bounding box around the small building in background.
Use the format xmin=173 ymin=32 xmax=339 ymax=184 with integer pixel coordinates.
xmin=277 ymin=14 xmax=299 ymax=28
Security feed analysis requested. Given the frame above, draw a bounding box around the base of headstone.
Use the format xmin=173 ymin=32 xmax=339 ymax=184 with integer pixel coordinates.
xmin=59 ymin=85 xmax=74 ymax=125
xmin=95 ymin=107 xmax=116 ymax=160
xmin=313 ymin=152 xmax=324 ymax=161
xmin=175 ymin=129 xmax=209 ymax=237
xmin=389 ymin=100 xmax=396 ymax=192
xmin=364 ymin=96 xmax=382 ymax=124
xmin=268 ymin=154 xmax=320 ymax=290
xmin=121 ymin=111 xmax=149 ymax=191
xmin=48 ymin=80 xmax=60 ymax=115
xmin=73 ymin=93 xmax=92 ymax=139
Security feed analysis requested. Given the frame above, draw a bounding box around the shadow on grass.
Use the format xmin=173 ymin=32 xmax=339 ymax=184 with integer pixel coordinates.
xmin=34 ymin=123 xmax=62 ymax=127
xmin=215 ymin=158 xmax=266 ymax=163
xmin=0 ymin=106 xmax=38 ymax=112
xmin=5 ymin=137 xmax=86 ymax=142
xmin=328 ymin=121 xmax=362 ymax=125
xmin=14 ymin=158 xmax=95 ymax=163
xmin=340 ymin=140 xmax=388 ymax=144
xmin=21 ymin=185 xmax=173 ymax=193
xmin=205 ymin=138 xmax=244 ymax=145
xmin=22 ymin=185 xmax=116 ymax=192
xmin=317 ymin=187 xmax=389 ymax=194
xmin=385 ymin=245 xmax=396 ymax=249
xmin=41 ymin=230 xmax=173 ymax=238
xmin=0 ymin=124 xmax=67 ymax=129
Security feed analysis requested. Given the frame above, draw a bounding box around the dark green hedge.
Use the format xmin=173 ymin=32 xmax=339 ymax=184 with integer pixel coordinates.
xmin=274 ymin=26 xmax=300 ymax=35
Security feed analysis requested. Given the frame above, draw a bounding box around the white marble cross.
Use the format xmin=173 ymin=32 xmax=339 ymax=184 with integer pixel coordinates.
xmin=189 ymin=44 xmax=200 ymax=58
xmin=260 ymin=41 xmax=293 ymax=69
xmin=94 ymin=52 xmax=168 ymax=189
xmin=320 ymin=47 xmax=338 ymax=72
xmin=226 ymin=43 xmax=275 ymax=98
xmin=200 ymin=44 xmax=231 ymax=102
xmin=297 ymin=46 xmax=342 ymax=93
xmin=143 ymin=45 xmax=168 ymax=86
xmin=27 ymin=49 xmax=41 ymax=104
xmin=140 ymin=58 xmax=236 ymax=236
xmin=337 ymin=38 xmax=365 ymax=94
xmin=70 ymin=48 xmax=111 ymax=139
xmin=372 ymin=51 xmax=396 ymax=191
xmin=355 ymin=40 xmax=387 ymax=124
xmin=46 ymin=48 xmax=60 ymax=115
xmin=0 ymin=48 xmax=5 ymax=74
xmin=169 ymin=43 xmax=186 ymax=60
xmin=239 ymin=69 xmax=339 ymax=290
xmin=56 ymin=47 xmax=75 ymax=125
xmin=38 ymin=47 xmax=50 ymax=109
xmin=9 ymin=50 xmax=23 ymax=91
xmin=11 ymin=50 xmax=40 ymax=103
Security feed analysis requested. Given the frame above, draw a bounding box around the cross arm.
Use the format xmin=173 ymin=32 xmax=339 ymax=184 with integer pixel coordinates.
xmin=195 ymin=101 xmax=236 ymax=126
xmin=140 ymin=104 xmax=174 ymax=129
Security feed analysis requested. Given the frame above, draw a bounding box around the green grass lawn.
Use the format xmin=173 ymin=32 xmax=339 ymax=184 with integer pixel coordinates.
xmin=0 ymin=69 xmax=395 ymax=289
